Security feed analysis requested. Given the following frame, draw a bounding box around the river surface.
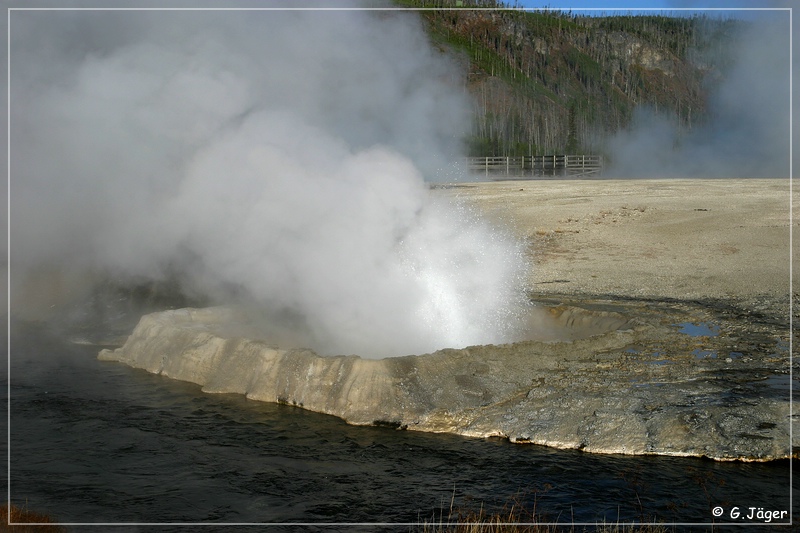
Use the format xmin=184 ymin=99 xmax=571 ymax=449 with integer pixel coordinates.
xmin=6 ymin=323 xmax=796 ymax=532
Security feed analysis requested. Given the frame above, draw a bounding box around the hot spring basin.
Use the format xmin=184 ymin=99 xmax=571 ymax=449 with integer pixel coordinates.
xmin=99 ymin=301 xmax=794 ymax=461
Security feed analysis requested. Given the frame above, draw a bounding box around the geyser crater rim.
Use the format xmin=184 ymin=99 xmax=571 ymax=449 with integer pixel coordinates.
xmin=145 ymin=302 xmax=635 ymax=359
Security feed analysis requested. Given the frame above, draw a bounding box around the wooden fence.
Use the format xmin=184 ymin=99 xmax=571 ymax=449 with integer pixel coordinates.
xmin=466 ymin=155 xmax=603 ymax=178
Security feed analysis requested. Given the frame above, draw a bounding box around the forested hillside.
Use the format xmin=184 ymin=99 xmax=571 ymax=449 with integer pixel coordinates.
xmin=400 ymin=0 xmax=740 ymax=156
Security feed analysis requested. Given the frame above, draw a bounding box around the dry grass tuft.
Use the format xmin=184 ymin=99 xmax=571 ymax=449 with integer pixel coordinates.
xmin=0 ymin=504 xmax=66 ymax=532
xmin=419 ymin=514 xmax=674 ymax=533
xmin=416 ymin=493 xmax=673 ymax=533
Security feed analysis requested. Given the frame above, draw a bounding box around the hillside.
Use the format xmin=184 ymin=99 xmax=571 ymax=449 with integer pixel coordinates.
xmin=400 ymin=0 xmax=740 ymax=156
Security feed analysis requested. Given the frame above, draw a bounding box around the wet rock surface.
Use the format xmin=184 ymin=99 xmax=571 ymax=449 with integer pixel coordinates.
xmin=99 ymin=298 xmax=795 ymax=462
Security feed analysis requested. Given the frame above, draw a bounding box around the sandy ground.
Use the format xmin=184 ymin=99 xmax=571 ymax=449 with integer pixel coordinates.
xmin=440 ymin=178 xmax=795 ymax=319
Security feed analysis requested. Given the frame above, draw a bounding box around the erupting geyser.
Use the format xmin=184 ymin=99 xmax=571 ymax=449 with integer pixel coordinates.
xmin=11 ymin=8 xmax=529 ymax=357
xmin=163 ymin=110 xmax=530 ymax=357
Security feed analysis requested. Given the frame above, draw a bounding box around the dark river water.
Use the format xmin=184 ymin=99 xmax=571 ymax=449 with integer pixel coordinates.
xmin=6 ymin=323 xmax=796 ymax=532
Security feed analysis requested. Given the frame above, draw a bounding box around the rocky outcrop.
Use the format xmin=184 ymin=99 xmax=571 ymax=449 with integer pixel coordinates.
xmin=99 ymin=304 xmax=795 ymax=461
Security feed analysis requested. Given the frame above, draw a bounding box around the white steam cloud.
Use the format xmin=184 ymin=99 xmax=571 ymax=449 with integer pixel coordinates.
xmin=10 ymin=8 xmax=529 ymax=357
xmin=604 ymin=9 xmax=791 ymax=178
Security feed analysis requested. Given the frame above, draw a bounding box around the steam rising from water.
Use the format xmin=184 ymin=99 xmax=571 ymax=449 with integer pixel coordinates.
xmin=10 ymin=8 xmax=529 ymax=357
xmin=605 ymin=9 xmax=791 ymax=178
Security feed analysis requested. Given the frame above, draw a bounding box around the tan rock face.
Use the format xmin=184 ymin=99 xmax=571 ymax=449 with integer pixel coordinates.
xmin=99 ymin=300 xmax=794 ymax=462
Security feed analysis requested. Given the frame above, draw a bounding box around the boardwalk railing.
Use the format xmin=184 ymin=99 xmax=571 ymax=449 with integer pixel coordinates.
xmin=466 ymin=155 xmax=603 ymax=178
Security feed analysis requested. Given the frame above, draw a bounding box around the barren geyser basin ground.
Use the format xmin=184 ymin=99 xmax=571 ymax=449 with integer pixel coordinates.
xmin=101 ymin=178 xmax=797 ymax=461
xmin=453 ymin=179 xmax=792 ymax=307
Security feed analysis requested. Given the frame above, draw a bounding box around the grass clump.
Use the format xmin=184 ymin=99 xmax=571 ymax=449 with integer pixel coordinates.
xmin=0 ymin=504 xmax=65 ymax=532
xmin=415 ymin=491 xmax=673 ymax=533
xmin=418 ymin=511 xmax=674 ymax=533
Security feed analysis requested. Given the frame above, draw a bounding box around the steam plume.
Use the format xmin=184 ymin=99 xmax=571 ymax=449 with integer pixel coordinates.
xmin=9 ymin=7 xmax=529 ymax=357
xmin=604 ymin=9 xmax=791 ymax=178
